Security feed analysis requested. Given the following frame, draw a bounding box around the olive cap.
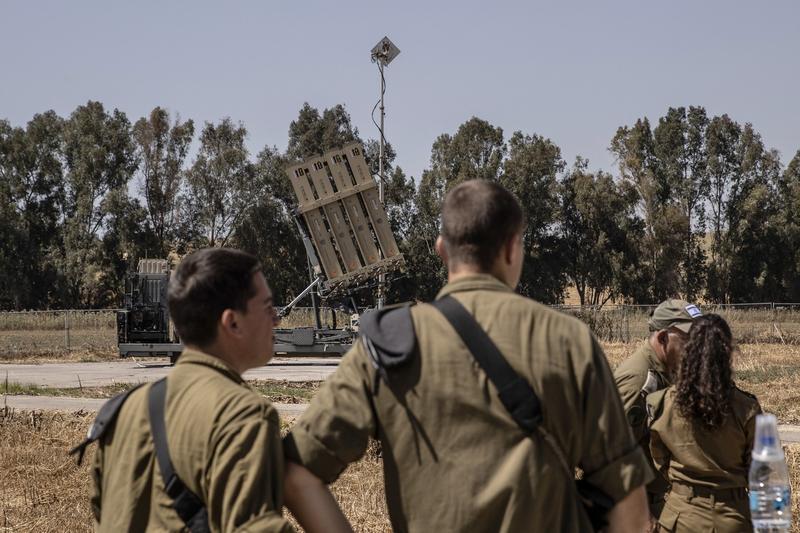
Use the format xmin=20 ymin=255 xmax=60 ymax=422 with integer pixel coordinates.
xmin=648 ymin=299 xmax=702 ymax=333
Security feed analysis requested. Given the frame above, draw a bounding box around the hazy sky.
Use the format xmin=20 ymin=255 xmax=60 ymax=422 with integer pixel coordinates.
xmin=2 ymin=1 xmax=798 ymax=182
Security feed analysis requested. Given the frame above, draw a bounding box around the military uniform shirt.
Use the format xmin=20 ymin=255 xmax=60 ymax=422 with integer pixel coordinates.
xmin=285 ymin=274 xmax=652 ymax=533
xmin=647 ymin=386 xmax=761 ymax=532
xmin=91 ymin=349 xmax=293 ymax=533
xmin=613 ymin=341 xmax=672 ymax=507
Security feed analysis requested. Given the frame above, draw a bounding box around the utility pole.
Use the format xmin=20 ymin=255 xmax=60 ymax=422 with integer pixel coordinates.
xmin=370 ymin=36 xmax=400 ymax=309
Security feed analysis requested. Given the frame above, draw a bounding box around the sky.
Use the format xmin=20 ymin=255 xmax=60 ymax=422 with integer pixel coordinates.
xmin=2 ymin=1 xmax=799 ymax=182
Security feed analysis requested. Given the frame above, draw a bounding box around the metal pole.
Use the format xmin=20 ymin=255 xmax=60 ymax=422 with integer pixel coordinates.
xmin=64 ymin=311 xmax=71 ymax=351
xmin=308 ymin=257 xmax=322 ymax=329
xmin=377 ymin=61 xmax=386 ymax=310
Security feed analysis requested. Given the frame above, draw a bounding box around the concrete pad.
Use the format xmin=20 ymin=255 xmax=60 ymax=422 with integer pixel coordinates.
xmin=0 ymin=359 xmax=340 ymax=388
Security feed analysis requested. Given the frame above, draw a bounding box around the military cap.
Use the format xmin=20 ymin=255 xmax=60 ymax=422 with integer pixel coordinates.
xmin=648 ymin=299 xmax=702 ymax=333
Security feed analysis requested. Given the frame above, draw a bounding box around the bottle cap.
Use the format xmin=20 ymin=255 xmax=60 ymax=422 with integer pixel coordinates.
xmin=752 ymin=413 xmax=784 ymax=460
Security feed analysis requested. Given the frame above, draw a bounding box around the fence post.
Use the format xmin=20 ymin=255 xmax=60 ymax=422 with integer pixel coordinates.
xmin=64 ymin=311 xmax=71 ymax=351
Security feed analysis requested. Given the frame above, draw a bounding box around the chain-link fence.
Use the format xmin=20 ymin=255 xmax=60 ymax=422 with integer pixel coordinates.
xmin=0 ymin=309 xmax=118 ymax=357
xmin=0 ymin=307 xmax=350 ymax=358
xmin=557 ymin=302 xmax=800 ymax=343
xmin=2 ymin=303 xmax=799 ymax=358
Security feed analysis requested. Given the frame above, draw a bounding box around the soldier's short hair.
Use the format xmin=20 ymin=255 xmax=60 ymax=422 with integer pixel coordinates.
xmin=168 ymin=248 xmax=262 ymax=347
xmin=441 ymin=180 xmax=525 ymax=271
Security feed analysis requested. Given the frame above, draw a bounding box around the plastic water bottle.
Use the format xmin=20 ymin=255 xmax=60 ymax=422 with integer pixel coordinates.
xmin=749 ymin=413 xmax=792 ymax=532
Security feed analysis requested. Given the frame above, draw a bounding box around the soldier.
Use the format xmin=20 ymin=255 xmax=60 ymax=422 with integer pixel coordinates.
xmin=88 ymin=248 xmax=349 ymax=533
xmin=613 ymin=298 xmax=703 ymax=517
xmin=283 ymin=180 xmax=652 ymax=532
xmin=647 ymin=314 xmax=761 ymax=532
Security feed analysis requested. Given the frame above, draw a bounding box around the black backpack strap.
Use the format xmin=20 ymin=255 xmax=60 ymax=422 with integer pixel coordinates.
xmin=148 ymin=378 xmax=210 ymax=533
xmin=431 ymin=296 xmax=543 ymax=433
xmin=69 ymin=383 xmax=145 ymax=465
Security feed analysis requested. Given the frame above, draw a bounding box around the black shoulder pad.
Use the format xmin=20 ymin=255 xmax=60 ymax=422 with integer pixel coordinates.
xmin=69 ymin=383 xmax=145 ymax=465
xmin=359 ymin=305 xmax=416 ymax=369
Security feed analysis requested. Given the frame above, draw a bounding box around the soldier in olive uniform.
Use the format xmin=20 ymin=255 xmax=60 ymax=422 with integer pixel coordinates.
xmin=284 ymin=180 xmax=652 ymax=533
xmin=613 ymin=298 xmax=702 ymax=516
xmin=647 ymin=314 xmax=761 ymax=532
xmin=91 ymin=248 xmax=350 ymax=533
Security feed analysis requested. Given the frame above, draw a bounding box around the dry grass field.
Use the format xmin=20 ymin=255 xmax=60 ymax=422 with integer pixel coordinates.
xmin=0 ymin=410 xmax=390 ymax=532
xmin=1 ymin=312 xmax=799 ymax=531
xmin=604 ymin=342 xmax=800 ymax=424
xmin=0 ymin=409 xmax=797 ymax=532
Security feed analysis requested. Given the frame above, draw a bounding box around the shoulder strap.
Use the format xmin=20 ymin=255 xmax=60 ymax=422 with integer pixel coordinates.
xmin=148 ymin=378 xmax=210 ymax=533
xmin=645 ymin=387 xmax=669 ymax=426
xmin=69 ymin=383 xmax=145 ymax=465
xmin=431 ymin=295 xmax=542 ymax=433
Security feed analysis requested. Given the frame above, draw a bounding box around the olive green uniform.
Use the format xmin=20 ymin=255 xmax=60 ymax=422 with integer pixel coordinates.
xmin=91 ymin=349 xmax=293 ymax=532
xmin=285 ymin=275 xmax=652 ymax=533
xmin=613 ymin=341 xmax=672 ymax=514
xmin=647 ymin=386 xmax=761 ymax=532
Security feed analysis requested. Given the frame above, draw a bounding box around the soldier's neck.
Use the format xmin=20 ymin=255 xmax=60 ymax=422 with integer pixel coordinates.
xmin=447 ymin=264 xmax=512 ymax=288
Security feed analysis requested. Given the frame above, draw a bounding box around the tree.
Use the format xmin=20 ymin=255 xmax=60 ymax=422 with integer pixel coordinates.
xmin=611 ymin=118 xmax=684 ymax=301
xmin=500 ymin=131 xmax=566 ymax=302
xmin=232 ymin=145 xmax=308 ymax=304
xmin=652 ymin=107 xmax=709 ymax=300
xmin=703 ymin=114 xmax=741 ymax=300
xmin=0 ymin=112 xmax=66 ymax=308
xmin=559 ymin=159 xmax=644 ymax=306
xmin=780 ymin=151 xmax=800 ymax=300
xmin=61 ymin=101 xmax=138 ymax=306
xmin=185 ymin=118 xmax=256 ymax=248
xmin=286 ymin=103 xmax=360 ymax=161
xmin=132 ymin=107 xmax=194 ymax=256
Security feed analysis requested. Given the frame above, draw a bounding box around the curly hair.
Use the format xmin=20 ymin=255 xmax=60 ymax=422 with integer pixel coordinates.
xmin=675 ymin=314 xmax=735 ymax=431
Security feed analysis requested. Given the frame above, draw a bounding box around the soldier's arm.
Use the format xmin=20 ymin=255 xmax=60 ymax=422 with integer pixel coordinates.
xmin=646 ymin=389 xmax=670 ymax=479
xmin=606 ymin=486 xmax=650 ymax=533
xmin=577 ymin=336 xmax=653 ymax=514
xmin=284 ymin=462 xmax=353 ymax=533
xmin=205 ymin=404 xmax=294 ymax=533
xmin=614 ymin=370 xmax=648 ymax=442
xmin=283 ymin=343 xmax=376 ymax=483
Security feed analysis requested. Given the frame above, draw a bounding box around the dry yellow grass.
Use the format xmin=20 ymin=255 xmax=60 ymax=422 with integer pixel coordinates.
xmin=603 ymin=342 xmax=800 ymax=424
xmin=1 ymin=409 xmax=797 ymax=532
xmin=0 ymin=409 xmax=390 ymax=533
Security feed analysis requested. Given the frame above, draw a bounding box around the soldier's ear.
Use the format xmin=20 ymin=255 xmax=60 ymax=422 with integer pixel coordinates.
xmin=656 ymin=329 xmax=669 ymax=347
xmin=435 ymin=236 xmax=448 ymax=262
xmin=219 ymin=309 xmax=241 ymax=338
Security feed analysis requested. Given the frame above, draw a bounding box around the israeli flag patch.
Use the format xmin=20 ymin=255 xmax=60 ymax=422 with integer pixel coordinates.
xmin=685 ymin=304 xmax=702 ymax=318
